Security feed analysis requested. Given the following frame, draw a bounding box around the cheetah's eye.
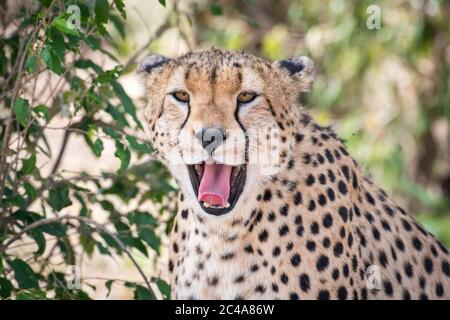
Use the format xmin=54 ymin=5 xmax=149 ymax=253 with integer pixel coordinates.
xmin=237 ymin=91 xmax=257 ymax=104
xmin=172 ymin=91 xmax=190 ymax=103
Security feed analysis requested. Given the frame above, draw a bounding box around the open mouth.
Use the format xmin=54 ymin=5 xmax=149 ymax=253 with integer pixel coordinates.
xmin=187 ymin=162 xmax=247 ymax=216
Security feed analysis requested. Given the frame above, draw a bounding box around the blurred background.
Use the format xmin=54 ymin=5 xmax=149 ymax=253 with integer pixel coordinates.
xmin=0 ymin=0 xmax=449 ymax=299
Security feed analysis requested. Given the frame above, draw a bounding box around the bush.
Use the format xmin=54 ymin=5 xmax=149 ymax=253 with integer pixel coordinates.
xmin=0 ymin=0 xmax=174 ymax=300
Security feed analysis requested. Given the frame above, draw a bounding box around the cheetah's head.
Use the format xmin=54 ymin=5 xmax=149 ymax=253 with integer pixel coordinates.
xmin=139 ymin=48 xmax=314 ymax=218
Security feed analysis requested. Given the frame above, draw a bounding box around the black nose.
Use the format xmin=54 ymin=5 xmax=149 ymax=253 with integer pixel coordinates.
xmin=195 ymin=127 xmax=226 ymax=151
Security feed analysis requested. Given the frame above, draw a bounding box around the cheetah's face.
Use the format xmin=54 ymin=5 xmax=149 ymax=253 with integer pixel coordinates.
xmin=139 ymin=49 xmax=314 ymax=218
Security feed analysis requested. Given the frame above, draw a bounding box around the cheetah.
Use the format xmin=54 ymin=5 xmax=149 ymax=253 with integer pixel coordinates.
xmin=138 ymin=48 xmax=450 ymax=300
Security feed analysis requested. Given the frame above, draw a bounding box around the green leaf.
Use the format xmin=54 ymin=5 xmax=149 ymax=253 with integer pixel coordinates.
xmin=158 ymin=0 xmax=166 ymax=7
xmin=114 ymin=0 xmax=127 ymax=19
xmin=0 ymin=257 xmax=3 ymax=273
xmin=40 ymin=46 xmax=62 ymax=74
xmin=139 ymin=227 xmax=160 ymax=253
xmin=20 ymin=153 xmax=36 ymax=175
xmin=105 ymin=280 xmax=114 ymax=297
xmin=209 ymin=4 xmax=223 ymax=15
xmin=114 ymin=141 xmax=131 ymax=174
xmin=40 ymin=221 xmax=67 ymax=237
xmin=156 ymin=278 xmax=171 ymax=300
xmin=125 ymin=283 xmax=156 ymax=300
xmin=52 ymin=16 xmax=81 ymax=37
xmin=13 ymin=97 xmax=29 ymax=126
xmin=0 ymin=278 xmax=13 ymax=299
xmin=38 ymin=0 xmax=52 ymax=7
xmin=48 ymin=183 xmax=73 ymax=212
xmin=111 ymin=81 xmax=142 ymax=128
xmin=9 ymin=259 xmax=39 ymax=289
xmin=30 ymin=229 xmax=46 ymax=255
xmin=95 ymin=0 xmax=110 ymax=25
xmin=23 ymin=182 xmax=37 ymax=201
xmin=33 ymin=104 xmax=51 ymax=122
xmin=25 ymin=55 xmax=38 ymax=73
xmin=128 ymin=211 xmax=157 ymax=226
xmin=16 ymin=289 xmax=47 ymax=300
xmin=126 ymin=135 xmax=152 ymax=153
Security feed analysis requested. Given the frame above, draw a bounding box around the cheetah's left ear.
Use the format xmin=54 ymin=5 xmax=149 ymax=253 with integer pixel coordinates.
xmin=273 ymin=56 xmax=315 ymax=92
xmin=137 ymin=54 xmax=171 ymax=75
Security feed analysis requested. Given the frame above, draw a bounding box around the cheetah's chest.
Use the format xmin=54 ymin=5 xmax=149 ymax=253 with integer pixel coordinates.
xmin=173 ymin=232 xmax=275 ymax=299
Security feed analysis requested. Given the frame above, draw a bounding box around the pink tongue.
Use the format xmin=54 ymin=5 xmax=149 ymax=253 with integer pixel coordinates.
xmin=198 ymin=163 xmax=232 ymax=207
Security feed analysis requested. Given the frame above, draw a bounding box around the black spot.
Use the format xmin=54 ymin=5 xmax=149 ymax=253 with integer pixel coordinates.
xmin=272 ymin=283 xmax=279 ymax=292
xmin=333 ymin=242 xmax=343 ymax=257
xmin=372 ymin=227 xmax=380 ymax=240
xmin=294 ymin=192 xmax=302 ymax=205
xmin=306 ymin=240 xmax=316 ymax=252
xmin=244 ymin=245 xmax=254 ymax=254
xmin=402 ymin=289 xmax=411 ymax=300
xmin=295 ymin=133 xmax=304 ymax=143
xmin=318 ymin=174 xmax=326 ymax=184
xmin=341 ymin=165 xmax=350 ymax=181
xmin=325 ymin=149 xmax=335 ymax=163
xmin=289 ymin=292 xmax=299 ymax=300
xmin=258 ymin=229 xmax=269 ymax=242
xmin=337 ymin=287 xmax=348 ymax=300
xmin=442 ymin=261 xmax=450 ymax=277
xmin=365 ymin=192 xmax=375 ymax=205
xmin=338 ymin=206 xmax=348 ymax=222
xmin=318 ymin=290 xmax=330 ymax=300
xmin=280 ymin=273 xmax=289 ymax=284
xmin=404 ymin=262 xmax=414 ymax=278
xmin=337 ymin=180 xmax=348 ymax=195
xmin=254 ymin=285 xmax=266 ymax=293
xmin=383 ymin=281 xmax=393 ymax=296
xmin=401 ymin=218 xmax=412 ymax=231
xmin=310 ymin=222 xmax=319 ymax=234
xmin=250 ymin=264 xmax=259 ymax=272
xmin=291 ymin=254 xmax=301 ymax=267
xmin=294 ymin=215 xmax=302 ymax=225
xmin=316 ymin=255 xmax=329 ymax=271
xmin=263 ymin=189 xmax=272 ymax=201
xmin=268 ymin=211 xmax=276 ymax=222
xmin=424 ymin=257 xmax=433 ymax=274
xmin=332 ymin=268 xmax=340 ymax=280
xmin=318 ymin=194 xmax=327 ymax=206
xmin=168 ymin=260 xmax=174 ymax=272
xmin=436 ymin=283 xmax=444 ymax=297
xmin=395 ymin=238 xmax=405 ymax=251
xmin=181 ymin=209 xmax=189 ymax=219
xmin=412 ymin=237 xmax=422 ymax=251
xmin=299 ymin=274 xmax=310 ymax=292
xmin=308 ymin=199 xmax=316 ymax=211
xmin=296 ymin=226 xmax=305 ymax=237
xmin=327 ymin=188 xmax=335 ymax=201
xmin=378 ymin=251 xmax=388 ymax=268
xmin=323 ymin=237 xmax=331 ymax=248
xmin=305 ymin=174 xmax=315 ymax=186
xmin=279 ymin=204 xmax=289 ymax=216
xmin=279 ymin=224 xmax=289 ymax=236
xmin=272 ymin=246 xmax=281 ymax=257
xmin=322 ymin=213 xmax=333 ymax=228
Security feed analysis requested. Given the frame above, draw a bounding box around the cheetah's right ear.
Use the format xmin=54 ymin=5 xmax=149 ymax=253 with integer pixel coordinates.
xmin=137 ymin=54 xmax=171 ymax=75
xmin=273 ymin=56 xmax=315 ymax=92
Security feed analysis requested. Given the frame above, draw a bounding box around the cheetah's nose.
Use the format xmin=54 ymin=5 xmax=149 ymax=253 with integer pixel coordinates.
xmin=195 ymin=127 xmax=226 ymax=152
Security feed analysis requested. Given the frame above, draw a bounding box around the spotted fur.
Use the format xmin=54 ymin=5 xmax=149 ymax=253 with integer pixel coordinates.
xmin=139 ymin=48 xmax=450 ymax=300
